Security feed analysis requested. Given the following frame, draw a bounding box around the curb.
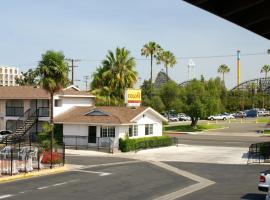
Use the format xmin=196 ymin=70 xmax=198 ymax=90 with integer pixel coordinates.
xmin=0 ymin=166 xmax=67 ymax=183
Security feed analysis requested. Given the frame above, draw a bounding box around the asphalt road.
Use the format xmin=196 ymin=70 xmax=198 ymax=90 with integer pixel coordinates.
xmin=0 ymin=158 xmax=194 ymax=200
xmin=167 ymin=123 xmax=270 ymax=147
xmin=171 ymin=134 xmax=270 ymax=147
xmin=168 ymin=162 xmax=268 ymax=200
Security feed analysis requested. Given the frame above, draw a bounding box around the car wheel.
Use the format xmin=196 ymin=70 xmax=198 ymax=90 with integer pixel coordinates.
xmin=210 ymin=117 xmax=214 ymax=120
xmin=223 ymin=117 xmax=226 ymax=120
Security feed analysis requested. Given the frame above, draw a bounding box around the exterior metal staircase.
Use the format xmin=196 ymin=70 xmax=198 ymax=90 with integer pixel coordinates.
xmin=1 ymin=109 xmax=38 ymax=146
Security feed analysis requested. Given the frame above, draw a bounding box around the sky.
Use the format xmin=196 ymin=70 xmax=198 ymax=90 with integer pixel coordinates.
xmin=1 ymin=0 xmax=270 ymax=89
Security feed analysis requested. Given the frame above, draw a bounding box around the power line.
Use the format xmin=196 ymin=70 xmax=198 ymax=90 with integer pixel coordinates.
xmin=7 ymin=51 xmax=270 ymax=67
xmin=83 ymin=75 xmax=90 ymax=91
xmin=65 ymin=58 xmax=81 ymax=85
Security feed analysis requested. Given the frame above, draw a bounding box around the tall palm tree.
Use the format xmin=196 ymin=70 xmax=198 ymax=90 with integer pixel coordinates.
xmin=37 ymin=50 xmax=69 ymax=168
xmin=91 ymin=47 xmax=137 ymax=105
xmin=261 ymin=64 xmax=270 ymax=78
xmin=217 ymin=64 xmax=230 ymax=83
xmin=157 ymin=50 xmax=177 ymax=81
xmin=141 ymin=42 xmax=162 ymax=84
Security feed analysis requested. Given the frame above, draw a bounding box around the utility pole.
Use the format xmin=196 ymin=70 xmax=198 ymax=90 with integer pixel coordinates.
xmin=66 ymin=58 xmax=81 ymax=85
xmin=83 ymin=75 xmax=90 ymax=91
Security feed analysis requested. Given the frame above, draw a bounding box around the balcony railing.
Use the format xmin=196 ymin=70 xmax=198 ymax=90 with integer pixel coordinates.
xmin=6 ymin=107 xmax=24 ymax=117
xmin=38 ymin=107 xmax=49 ymax=117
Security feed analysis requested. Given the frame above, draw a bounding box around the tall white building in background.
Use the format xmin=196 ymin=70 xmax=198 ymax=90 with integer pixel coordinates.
xmin=0 ymin=66 xmax=22 ymax=86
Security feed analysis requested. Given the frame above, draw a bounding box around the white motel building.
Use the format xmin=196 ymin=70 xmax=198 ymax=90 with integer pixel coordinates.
xmin=0 ymin=85 xmax=167 ymax=150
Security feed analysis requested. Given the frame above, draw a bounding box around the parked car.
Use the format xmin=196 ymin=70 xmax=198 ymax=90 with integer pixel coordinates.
xmin=223 ymin=113 xmax=235 ymax=119
xmin=258 ymin=170 xmax=270 ymax=192
xmin=207 ymin=114 xmax=229 ymax=120
xmin=0 ymin=130 xmax=12 ymax=141
xmin=234 ymin=111 xmax=247 ymax=118
xmin=168 ymin=115 xmax=178 ymax=122
xmin=258 ymin=109 xmax=270 ymax=116
xmin=178 ymin=114 xmax=191 ymax=121
xmin=0 ymin=130 xmax=12 ymax=135
xmin=246 ymin=109 xmax=258 ymax=117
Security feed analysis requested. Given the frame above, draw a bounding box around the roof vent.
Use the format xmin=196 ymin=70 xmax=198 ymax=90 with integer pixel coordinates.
xmin=85 ymin=109 xmax=109 ymax=116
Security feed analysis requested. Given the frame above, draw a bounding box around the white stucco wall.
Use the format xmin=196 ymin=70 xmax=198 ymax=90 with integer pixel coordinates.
xmin=61 ymin=109 xmax=164 ymax=148
xmin=54 ymin=96 xmax=95 ymax=117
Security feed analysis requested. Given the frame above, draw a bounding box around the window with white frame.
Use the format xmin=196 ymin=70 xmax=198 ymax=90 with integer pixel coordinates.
xmin=145 ymin=124 xmax=153 ymax=135
xmin=101 ymin=126 xmax=115 ymax=138
xmin=128 ymin=125 xmax=138 ymax=137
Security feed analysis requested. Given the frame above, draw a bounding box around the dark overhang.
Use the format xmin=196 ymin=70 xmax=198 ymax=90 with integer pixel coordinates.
xmin=183 ymin=0 xmax=270 ymax=40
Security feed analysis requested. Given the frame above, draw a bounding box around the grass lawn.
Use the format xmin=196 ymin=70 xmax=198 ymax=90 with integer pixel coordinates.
xmin=256 ymin=117 xmax=270 ymax=123
xmin=263 ymin=130 xmax=270 ymax=134
xmin=164 ymin=124 xmax=224 ymax=132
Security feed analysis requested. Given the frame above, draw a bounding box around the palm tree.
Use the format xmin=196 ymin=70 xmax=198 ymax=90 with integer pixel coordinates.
xmin=91 ymin=47 xmax=137 ymax=105
xmin=141 ymin=42 xmax=162 ymax=84
xmin=260 ymin=64 xmax=270 ymax=78
xmin=37 ymin=50 xmax=69 ymax=168
xmin=157 ymin=50 xmax=177 ymax=81
xmin=217 ymin=64 xmax=230 ymax=83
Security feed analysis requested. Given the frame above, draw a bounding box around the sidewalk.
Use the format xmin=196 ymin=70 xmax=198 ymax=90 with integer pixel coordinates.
xmin=116 ymin=145 xmax=248 ymax=164
xmin=66 ymin=145 xmax=249 ymax=165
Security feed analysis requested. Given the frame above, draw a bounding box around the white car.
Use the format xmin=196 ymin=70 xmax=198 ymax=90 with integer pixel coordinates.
xmin=223 ymin=113 xmax=235 ymax=119
xmin=178 ymin=114 xmax=191 ymax=121
xmin=207 ymin=114 xmax=228 ymax=120
xmin=168 ymin=116 xmax=178 ymax=122
xmin=258 ymin=170 xmax=270 ymax=192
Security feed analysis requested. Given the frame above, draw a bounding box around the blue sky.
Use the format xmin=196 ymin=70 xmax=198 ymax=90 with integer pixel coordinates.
xmin=1 ymin=0 xmax=270 ymax=89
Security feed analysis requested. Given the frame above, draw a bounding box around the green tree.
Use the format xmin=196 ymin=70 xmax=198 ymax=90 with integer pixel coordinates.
xmin=159 ymin=81 xmax=182 ymax=113
xmin=217 ymin=64 xmax=230 ymax=83
xmin=141 ymin=42 xmax=162 ymax=84
xmin=37 ymin=50 xmax=69 ymax=167
xmin=181 ymin=80 xmax=222 ymax=127
xmin=91 ymin=47 xmax=138 ymax=105
xmin=15 ymin=68 xmax=39 ymax=86
xmin=157 ymin=51 xmax=177 ymax=81
xmin=261 ymin=64 xmax=270 ymax=78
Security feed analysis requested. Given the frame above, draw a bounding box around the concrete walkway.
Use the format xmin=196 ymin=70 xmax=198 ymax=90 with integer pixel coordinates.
xmin=66 ymin=144 xmax=249 ymax=165
xmin=116 ymin=145 xmax=248 ymax=164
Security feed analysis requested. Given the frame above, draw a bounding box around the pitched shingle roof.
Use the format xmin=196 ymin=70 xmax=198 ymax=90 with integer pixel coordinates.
xmin=56 ymin=88 xmax=94 ymax=96
xmin=0 ymin=86 xmax=94 ymax=99
xmin=54 ymin=106 xmax=149 ymax=124
xmin=0 ymin=86 xmax=50 ymax=99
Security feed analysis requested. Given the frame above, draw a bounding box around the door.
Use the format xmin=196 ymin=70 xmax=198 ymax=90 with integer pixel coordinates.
xmin=88 ymin=126 xmax=96 ymax=143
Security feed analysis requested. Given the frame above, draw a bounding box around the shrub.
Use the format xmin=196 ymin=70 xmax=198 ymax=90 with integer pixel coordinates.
xmin=119 ymin=136 xmax=173 ymax=152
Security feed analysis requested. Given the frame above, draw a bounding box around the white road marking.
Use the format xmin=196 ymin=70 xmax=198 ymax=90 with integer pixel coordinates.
xmin=0 ymin=194 xmax=14 ymax=199
xmin=37 ymin=186 xmax=49 ymax=190
xmin=79 ymin=160 xmax=140 ymax=169
xmin=150 ymin=161 xmax=215 ymax=200
xmin=53 ymin=182 xmax=68 ymax=186
xmin=73 ymin=169 xmax=111 ymax=176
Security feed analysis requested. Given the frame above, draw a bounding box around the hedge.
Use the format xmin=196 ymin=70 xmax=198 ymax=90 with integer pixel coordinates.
xmin=119 ymin=136 xmax=173 ymax=152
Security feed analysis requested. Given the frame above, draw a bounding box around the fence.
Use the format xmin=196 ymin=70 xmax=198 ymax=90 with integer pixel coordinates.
xmin=63 ymin=135 xmax=115 ymax=153
xmin=247 ymin=142 xmax=270 ymax=164
xmin=0 ymin=143 xmax=65 ymax=176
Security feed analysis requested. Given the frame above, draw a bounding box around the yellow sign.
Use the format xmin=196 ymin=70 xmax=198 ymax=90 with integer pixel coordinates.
xmin=125 ymin=89 xmax=141 ymax=105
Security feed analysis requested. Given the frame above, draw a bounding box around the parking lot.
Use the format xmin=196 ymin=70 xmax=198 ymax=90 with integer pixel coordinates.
xmin=0 ymin=156 xmax=196 ymax=200
xmin=0 ymin=155 xmax=267 ymax=200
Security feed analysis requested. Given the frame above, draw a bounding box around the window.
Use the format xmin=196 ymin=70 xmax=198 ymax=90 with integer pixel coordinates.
xmin=129 ymin=125 xmax=138 ymax=137
xmin=6 ymin=100 xmax=24 ymax=116
xmin=54 ymin=99 xmax=62 ymax=107
xmin=101 ymin=126 xmax=115 ymax=138
xmin=145 ymin=124 xmax=153 ymax=135
xmin=108 ymin=127 xmax=115 ymax=137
